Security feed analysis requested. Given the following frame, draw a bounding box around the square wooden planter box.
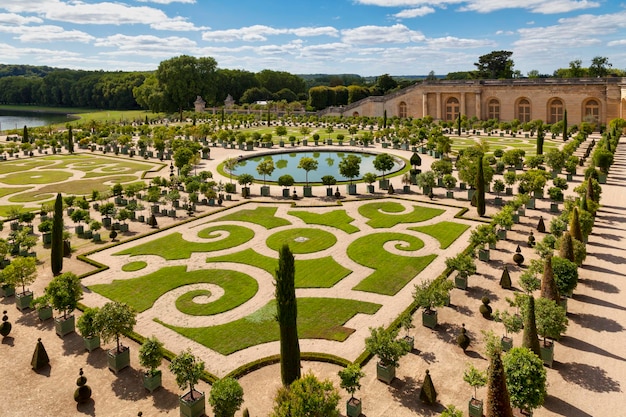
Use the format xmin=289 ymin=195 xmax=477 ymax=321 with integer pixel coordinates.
xmin=540 ymin=341 xmax=554 ymax=367
xmin=422 ymin=309 xmax=438 ymax=329
xmin=501 ymin=336 xmax=513 ymax=352
xmin=108 ymin=346 xmax=131 ymax=374
xmin=478 ymin=249 xmax=490 ymax=262
xmin=143 ymin=370 xmax=162 ymax=393
xmin=469 ymin=398 xmax=483 ymax=417
xmin=37 ymin=306 xmax=53 ymax=321
xmin=55 ymin=315 xmax=75 ymax=337
xmin=83 ymin=336 xmax=100 ymax=352
xmin=0 ymin=285 xmax=15 ymax=298
xmin=180 ymin=390 xmax=205 ymax=417
xmin=346 ymin=397 xmax=362 ymax=417
xmin=376 ymin=362 xmax=396 ymax=384
xmin=16 ymin=291 xmax=33 ymax=311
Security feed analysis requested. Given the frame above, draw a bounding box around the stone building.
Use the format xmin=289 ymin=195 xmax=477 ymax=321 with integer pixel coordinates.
xmin=325 ymin=77 xmax=626 ymax=126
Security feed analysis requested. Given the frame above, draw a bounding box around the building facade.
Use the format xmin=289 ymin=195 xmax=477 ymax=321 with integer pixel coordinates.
xmin=325 ymin=77 xmax=626 ymax=126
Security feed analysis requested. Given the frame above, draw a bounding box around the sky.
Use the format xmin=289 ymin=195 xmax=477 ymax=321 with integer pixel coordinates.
xmin=1 ymin=0 xmax=625 ymax=77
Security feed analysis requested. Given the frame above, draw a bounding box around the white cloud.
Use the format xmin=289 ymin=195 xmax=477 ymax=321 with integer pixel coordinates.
xmin=426 ymin=36 xmax=495 ymax=48
xmin=136 ymin=0 xmax=195 ymax=4
xmin=17 ymin=25 xmax=95 ymax=43
xmin=607 ymin=39 xmax=626 ymax=47
xmin=393 ymin=6 xmax=436 ymax=19
xmin=341 ymin=24 xmax=425 ymax=44
xmin=0 ymin=12 xmax=43 ymax=25
xmin=354 ymin=0 xmax=599 ymax=14
xmin=1 ymin=0 xmax=203 ymax=31
xmin=202 ymin=25 xmax=338 ymax=42
xmin=95 ymin=34 xmax=197 ymax=55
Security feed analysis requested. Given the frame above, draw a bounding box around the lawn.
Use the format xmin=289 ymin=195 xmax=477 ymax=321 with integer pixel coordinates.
xmin=89 ymin=265 xmax=258 ymax=314
xmin=0 ymin=159 xmax=56 ymax=175
xmin=208 ymin=248 xmax=351 ymax=288
xmin=1 ymin=170 xmax=73 ymax=185
xmin=358 ymin=201 xmax=444 ymax=228
xmin=210 ymin=206 xmax=291 ymax=229
xmin=115 ymin=224 xmax=255 ymax=260
xmin=121 ymin=261 xmax=147 ymax=272
xmin=158 ymin=297 xmax=381 ymax=355
xmin=409 ymin=221 xmax=470 ymax=249
xmin=287 ymin=209 xmax=359 ymax=234
xmin=348 ymin=232 xmax=436 ymax=295
xmin=266 ymin=228 xmax=337 ymax=254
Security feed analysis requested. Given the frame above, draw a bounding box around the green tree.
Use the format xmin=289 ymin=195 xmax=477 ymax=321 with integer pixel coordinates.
xmin=209 ymin=377 xmax=245 ymax=417
xmin=474 ymin=50 xmax=514 ymax=79
xmin=502 ymin=347 xmax=547 ymax=414
xmin=3 ymin=256 xmax=37 ymax=295
xmin=521 ymin=296 xmax=541 ymax=357
xmin=535 ymin=297 xmax=568 ymax=342
xmin=275 ymin=244 xmax=301 ymax=386
xmin=98 ymin=301 xmax=136 ymax=353
xmin=485 ymin=342 xmax=514 ymax=417
xmin=45 ymin=272 xmax=83 ymax=319
xmin=373 ymin=153 xmax=395 ymax=180
xmin=338 ymin=363 xmax=364 ymax=400
xmin=589 ymin=56 xmax=612 ymax=77
xmin=298 ymin=157 xmax=318 ymax=187
xmin=256 ymin=159 xmax=275 ymax=185
xmin=51 ymin=193 xmax=64 ymax=276
xmin=552 ymin=256 xmax=578 ymax=296
xmin=169 ymin=349 xmax=205 ymax=400
xmin=569 ymin=207 xmax=584 ymax=242
xmin=271 ymin=372 xmax=340 ymax=417
xmin=338 ymin=154 xmax=361 ymax=184
xmin=540 ymin=255 xmax=560 ymax=303
xmin=155 ymin=55 xmax=218 ymax=120
xmin=139 ymin=336 xmax=164 ymax=377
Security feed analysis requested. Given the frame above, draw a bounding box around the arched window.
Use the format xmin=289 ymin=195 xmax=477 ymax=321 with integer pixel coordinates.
xmin=398 ymin=102 xmax=407 ymax=118
xmin=445 ymin=97 xmax=459 ymax=121
xmin=583 ymin=99 xmax=600 ymax=124
xmin=549 ymin=99 xmax=564 ymax=124
xmin=488 ymin=99 xmax=500 ymax=121
xmin=352 ymin=111 xmax=359 ymax=117
xmin=517 ymin=99 xmax=531 ymax=123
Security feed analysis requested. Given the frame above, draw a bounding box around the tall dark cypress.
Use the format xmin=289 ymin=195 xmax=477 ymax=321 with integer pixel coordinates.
xmin=67 ymin=126 xmax=74 ymax=154
xmin=476 ymin=153 xmax=486 ymax=216
xmin=275 ymin=244 xmax=301 ymax=386
xmin=536 ymin=124 xmax=544 ymax=155
xmin=23 ymin=125 xmax=28 ymax=144
xmin=562 ymin=109 xmax=568 ymax=140
xmin=485 ymin=349 xmax=513 ymax=417
xmin=522 ymin=295 xmax=541 ymax=357
xmin=51 ymin=193 xmax=64 ymax=276
xmin=457 ymin=114 xmax=462 ymax=136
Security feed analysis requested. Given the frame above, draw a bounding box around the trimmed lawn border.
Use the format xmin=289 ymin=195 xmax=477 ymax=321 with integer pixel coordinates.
xmin=358 ymin=201 xmax=445 ymax=228
xmin=409 ymin=221 xmax=470 ymax=249
xmin=265 ymin=227 xmax=337 ymax=254
xmin=287 ymin=209 xmax=359 ymax=234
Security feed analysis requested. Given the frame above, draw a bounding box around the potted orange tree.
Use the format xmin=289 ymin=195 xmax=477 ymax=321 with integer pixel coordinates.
xmin=139 ymin=336 xmax=164 ymax=393
xmin=98 ymin=301 xmax=136 ymax=374
xmin=45 ymin=271 xmax=83 ymax=337
xmin=365 ymin=326 xmax=410 ymax=384
xmin=170 ymin=349 xmax=206 ymax=417
xmin=338 ymin=363 xmax=365 ymax=417
xmin=77 ymin=307 xmax=101 ymax=352
xmin=463 ymin=364 xmax=487 ymax=417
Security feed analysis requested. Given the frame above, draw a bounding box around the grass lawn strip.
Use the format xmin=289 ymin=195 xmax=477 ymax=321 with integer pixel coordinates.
xmin=348 ymin=232 xmax=436 ymax=295
xmin=0 ymin=186 xmax=31 ymax=199
xmin=1 ymin=170 xmax=73 ymax=185
xmin=287 ymin=209 xmax=359 ymax=234
xmin=209 ymin=206 xmax=291 ymax=229
xmin=208 ymin=248 xmax=351 ymax=288
xmin=358 ymin=201 xmax=445 ymax=228
xmin=157 ymin=297 xmax=381 ymax=355
xmin=115 ymin=224 xmax=254 ymax=260
xmin=266 ymin=228 xmax=337 ymax=254
xmin=8 ymin=176 xmax=139 ymax=202
xmin=409 ymin=221 xmax=470 ymax=249
xmin=88 ymin=265 xmax=258 ymax=314
xmin=0 ymin=160 xmax=56 ymax=175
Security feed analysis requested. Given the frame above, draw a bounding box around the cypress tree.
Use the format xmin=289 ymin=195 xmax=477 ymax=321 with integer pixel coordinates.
xmin=569 ymin=207 xmax=583 ymax=242
xmin=536 ymin=124 xmax=544 ymax=155
xmin=23 ymin=125 xmax=28 ymax=144
xmin=275 ymin=244 xmax=301 ymax=386
xmin=521 ymin=296 xmax=541 ymax=357
xmin=476 ymin=154 xmax=486 ymax=216
xmin=562 ymin=109 xmax=568 ymax=140
xmin=559 ymin=232 xmax=575 ymax=263
xmin=67 ymin=125 xmax=74 ymax=154
xmin=486 ymin=349 xmax=513 ymax=417
xmin=457 ymin=114 xmax=462 ymax=136
xmin=51 ymin=193 xmax=64 ymax=276
xmin=580 ymin=193 xmax=589 ymax=212
xmin=383 ymin=109 xmax=387 ymax=129
xmin=586 ymin=178 xmax=595 ymax=203
xmin=540 ymin=255 xmax=560 ymax=303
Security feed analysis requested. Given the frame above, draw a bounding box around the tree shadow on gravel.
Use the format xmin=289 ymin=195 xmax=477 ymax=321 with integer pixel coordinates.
xmin=573 ymin=294 xmax=626 ymax=311
xmin=419 ymin=351 xmax=437 ymax=365
xmin=568 ymin=312 xmax=624 ymax=332
xmin=578 ymin=277 xmax=621 ymax=293
xmin=390 ymin=376 xmax=445 ymax=416
xmin=76 ymin=398 xmax=96 ymax=416
xmin=15 ymin=310 xmax=55 ymax=331
xmin=152 ymin=387 xmax=180 ymax=411
xmin=111 ymin=366 xmax=146 ymax=401
xmin=588 ymin=251 xmax=626 ymax=264
xmin=542 ymin=395 xmax=593 ymax=417
xmin=557 ymin=362 xmax=621 ymax=393
xmin=453 ymin=304 xmax=473 ymax=317
xmin=559 ymin=335 xmax=626 ymax=362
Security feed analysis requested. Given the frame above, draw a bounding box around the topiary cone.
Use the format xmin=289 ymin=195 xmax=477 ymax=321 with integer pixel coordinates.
xmin=0 ymin=311 xmax=11 ymax=337
xmin=522 ymin=296 xmax=542 ymax=357
xmin=419 ymin=369 xmax=437 ymax=405
xmin=457 ymin=323 xmax=471 ymax=351
xmin=74 ymin=368 xmax=92 ymax=403
xmin=537 ymin=216 xmax=546 ymax=233
xmin=388 ymin=183 xmax=395 ymax=194
xmin=31 ymin=338 xmax=49 ymax=371
xmin=500 ymin=266 xmax=512 ymax=289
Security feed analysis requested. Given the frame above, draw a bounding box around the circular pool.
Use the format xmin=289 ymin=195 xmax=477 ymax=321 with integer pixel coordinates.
xmin=232 ymin=151 xmax=405 ymax=183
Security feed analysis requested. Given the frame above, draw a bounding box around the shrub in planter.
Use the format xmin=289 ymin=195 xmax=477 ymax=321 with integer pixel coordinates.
xmin=502 ymin=347 xmax=547 ymax=415
xmin=446 ymin=252 xmax=476 ymax=290
xmin=208 ymin=377 xmax=244 ymax=417
xmin=170 ymin=349 xmax=206 ymax=417
xmin=45 ymin=272 xmax=83 ymax=337
xmin=338 ymin=363 xmax=365 ymax=417
xmin=464 ymin=364 xmax=487 ymax=417
xmin=414 ymin=278 xmax=452 ymax=328
xmin=3 ymin=256 xmax=37 ymax=311
xmin=365 ymin=326 xmax=410 ymax=384
xmin=139 ymin=336 xmax=164 ymax=393
xmin=98 ymin=301 xmax=137 ymax=374
xmin=77 ymin=307 xmax=101 ymax=351
xmin=31 ymin=295 xmax=53 ymax=321
xmin=493 ymin=310 xmax=523 ymax=351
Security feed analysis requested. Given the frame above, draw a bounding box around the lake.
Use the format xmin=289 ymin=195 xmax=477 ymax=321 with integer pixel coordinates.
xmin=0 ymin=110 xmax=75 ymax=132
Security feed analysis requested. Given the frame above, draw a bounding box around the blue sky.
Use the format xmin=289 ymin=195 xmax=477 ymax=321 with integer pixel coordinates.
xmin=1 ymin=0 xmax=625 ymax=76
